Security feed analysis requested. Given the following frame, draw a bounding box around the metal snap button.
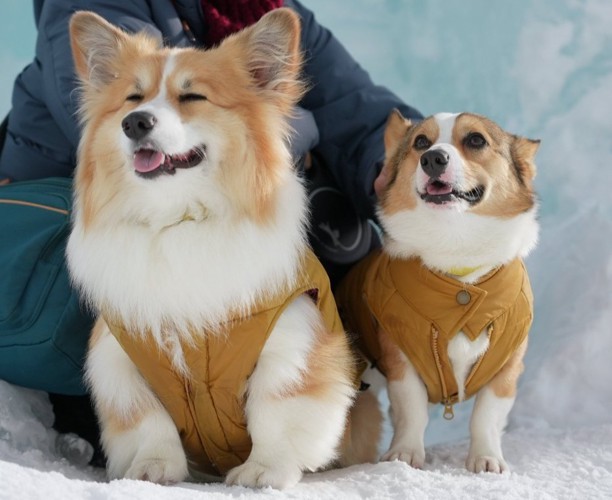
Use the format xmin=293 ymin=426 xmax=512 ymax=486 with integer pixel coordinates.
xmin=456 ymin=290 xmax=471 ymax=305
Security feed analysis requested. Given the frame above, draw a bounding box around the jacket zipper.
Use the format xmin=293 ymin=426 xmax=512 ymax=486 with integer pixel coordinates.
xmin=431 ymin=327 xmax=454 ymax=420
xmin=0 ymin=198 xmax=70 ymax=261
xmin=0 ymin=198 xmax=68 ymax=215
xmin=171 ymin=0 xmax=197 ymax=43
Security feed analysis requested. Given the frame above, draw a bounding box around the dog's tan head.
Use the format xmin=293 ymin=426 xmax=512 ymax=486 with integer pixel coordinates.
xmin=377 ymin=111 xmax=540 ymax=272
xmin=69 ymin=9 xmax=304 ymax=229
xmin=379 ymin=111 xmax=539 ymax=217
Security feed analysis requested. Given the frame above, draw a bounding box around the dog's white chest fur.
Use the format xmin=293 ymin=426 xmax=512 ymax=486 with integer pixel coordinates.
xmin=447 ymin=330 xmax=491 ymax=401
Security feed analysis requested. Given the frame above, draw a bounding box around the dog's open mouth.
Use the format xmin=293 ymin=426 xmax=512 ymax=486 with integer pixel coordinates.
xmin=133 ymin=146 xmax=206 ymax=179
xmin=419 ymin=180 xmax=485 ymax=205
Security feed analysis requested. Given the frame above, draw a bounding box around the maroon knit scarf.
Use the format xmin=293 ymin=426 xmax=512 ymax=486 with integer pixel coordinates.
xmin=201 ymin=0 xmax=284 ymax=46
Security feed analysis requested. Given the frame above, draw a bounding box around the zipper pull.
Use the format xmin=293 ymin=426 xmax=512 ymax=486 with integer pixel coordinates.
xmin=181 ymin=19 xmax=197 ymax=44
xmin=443 ymin=401 xmax=455 ymax=420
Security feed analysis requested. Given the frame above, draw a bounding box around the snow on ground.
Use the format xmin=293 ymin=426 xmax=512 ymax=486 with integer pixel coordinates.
xmin=1 ymin=0 xmax=612 ymax=498
xmin=1 ymin=379 xmax=611 ymax=500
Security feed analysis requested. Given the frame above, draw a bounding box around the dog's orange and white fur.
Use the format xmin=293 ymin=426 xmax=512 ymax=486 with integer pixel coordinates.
xmin=66 ymin=10 xmax=360 ymax=489
xmin=374 ymin=111 xmax=539 ymax=473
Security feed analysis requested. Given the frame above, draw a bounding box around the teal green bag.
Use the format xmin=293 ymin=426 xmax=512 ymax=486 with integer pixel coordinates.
xmin=0 ymin=177 xmax=93 ymax=395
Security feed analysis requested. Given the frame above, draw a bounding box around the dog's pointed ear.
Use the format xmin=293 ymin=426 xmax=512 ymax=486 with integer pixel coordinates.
xmin=375 ymin=110 xmax=413 ymax=198
xmin=384 ymin=109 xmax=412 ymax=154
xmin=69 ymin=11 xmax=128 ymax=88
xmin=226 ymin=8 xmax=304 ymax=109
xmin=511 ymin=136 xmax=540 ymax=182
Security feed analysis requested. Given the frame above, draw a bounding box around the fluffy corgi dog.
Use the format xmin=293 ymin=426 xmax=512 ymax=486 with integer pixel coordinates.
xmin=337 ymin=111 xmax=540 ymax=473
xmin=66 ymin=9 xmax=359 ymax=489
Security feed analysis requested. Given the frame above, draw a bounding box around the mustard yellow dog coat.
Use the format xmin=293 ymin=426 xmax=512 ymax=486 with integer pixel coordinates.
xmin=336 ymin=250 xmax=533 ymax=409
xmin=108 ymin=250 xmax=344 ymax=476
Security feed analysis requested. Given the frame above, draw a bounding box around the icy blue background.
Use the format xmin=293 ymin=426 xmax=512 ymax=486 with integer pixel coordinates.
xmin=1 ymin=1 xmax=611 ymax=447
xmin=0 ymin=1 xmax=36 ymax=117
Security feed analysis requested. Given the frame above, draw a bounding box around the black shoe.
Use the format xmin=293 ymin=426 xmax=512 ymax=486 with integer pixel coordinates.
xmin=49 ymin=393 xmax=106 ymax=468
xmin=305 ymin=156 xmax=381 ymax=287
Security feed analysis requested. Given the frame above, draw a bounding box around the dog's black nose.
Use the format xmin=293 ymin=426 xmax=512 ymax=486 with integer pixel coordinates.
xmin=122 ymin=111 xmax=157 ymax=141
xmin=420 ymin=149 xmax=450 ymax=178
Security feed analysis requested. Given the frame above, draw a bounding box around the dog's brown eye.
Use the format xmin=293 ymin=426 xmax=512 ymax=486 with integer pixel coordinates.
xmin=465 ymin=132 xmax=487 ymax=149
xmin=126 ymin=94 xmax=144 ymax=102
xmin=179 ymin=93 xmax=207 ymax=103
xmin=414 ymin=134 xmax=432 ymax=150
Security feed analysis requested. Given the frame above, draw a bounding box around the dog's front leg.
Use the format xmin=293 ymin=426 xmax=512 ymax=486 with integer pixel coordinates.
xmin=466 ymin=339 xmax=528 ymax=473
xmin=225 ymin=296 xmax=355 ymax=489
xmin=378 ymin=327 xmax=429 ymax=468
xmin=86 ymin=318 xmax=188 ymax=483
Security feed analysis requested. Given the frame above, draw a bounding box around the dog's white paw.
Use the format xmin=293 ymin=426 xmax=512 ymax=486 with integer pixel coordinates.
xmin=225 ymin=460 xmax=302 ymax=489
xmin=125 ymin=457 xmax=188 ymax=484
xmin=382 ymin=447 xmax=425 ymax=469
xmin=466 ymin=454 xmax=509 ymax=474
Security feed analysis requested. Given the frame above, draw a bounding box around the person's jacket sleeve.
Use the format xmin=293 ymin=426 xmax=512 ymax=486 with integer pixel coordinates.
xmin=286 ymin=0 xmax=423 ymax=219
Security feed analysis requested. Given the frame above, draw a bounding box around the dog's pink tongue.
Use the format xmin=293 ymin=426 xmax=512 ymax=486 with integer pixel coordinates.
xmin=134 ymin=150 xmax=165 ymax=173
xmin=427 ymin=182 xmax=453 ymax=195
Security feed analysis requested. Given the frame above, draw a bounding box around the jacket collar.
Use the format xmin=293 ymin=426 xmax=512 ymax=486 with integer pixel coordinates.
xmin=385 ymin=256 xmax=526 ymax=340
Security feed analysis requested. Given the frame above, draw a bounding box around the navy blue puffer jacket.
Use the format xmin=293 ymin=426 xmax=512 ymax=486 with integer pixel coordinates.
xmin=0 ymin=0 xmax=422 ymax=219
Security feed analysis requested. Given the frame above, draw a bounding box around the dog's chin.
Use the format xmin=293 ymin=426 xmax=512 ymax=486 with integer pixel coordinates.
xmin=418 ymin=179 xmax=485 ymax=207
xmin=132 ymin=145 xmax=207 ymax=179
